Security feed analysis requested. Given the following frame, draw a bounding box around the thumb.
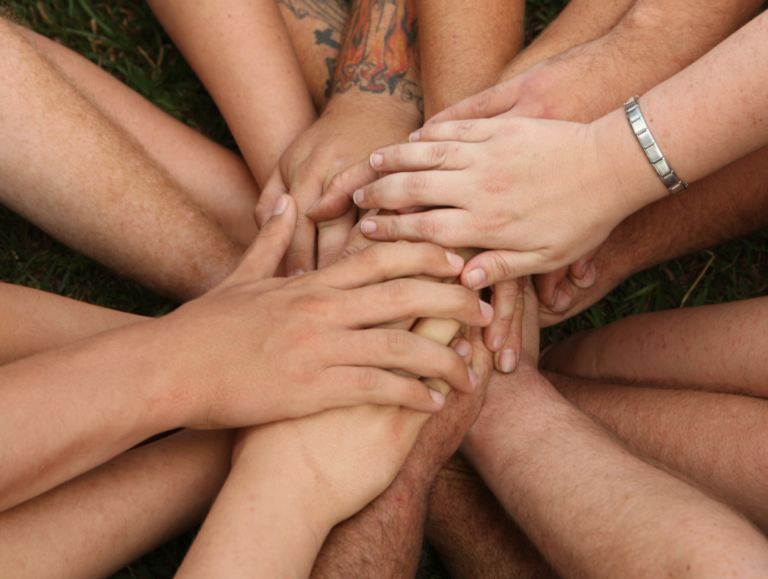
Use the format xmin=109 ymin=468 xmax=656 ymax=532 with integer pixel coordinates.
xmin=461 ymin=249 xmax=544 ymax=291
xmin=233 ymin=195 xmax=298 ymax=281
xmin=307 ymin=158 xmax=379 ymax=223
xmin=426 ymin=82 xmax=517 ymax=125
xmin=253 ymin=168 xmax=288 ymax=228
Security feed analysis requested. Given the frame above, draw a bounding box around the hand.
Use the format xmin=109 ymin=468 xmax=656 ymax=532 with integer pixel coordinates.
xmin=428 ymin=39 xmax=631 ymax=126
xmin=253 ymin=96 xmax=422 ymax=275
xmin=231 ymin=333 xmax=481 ymax=532
xmin=330 ymin=114 xmax=650 ymax=291
xmin=161 ymin=195 xmax=494 ymax=430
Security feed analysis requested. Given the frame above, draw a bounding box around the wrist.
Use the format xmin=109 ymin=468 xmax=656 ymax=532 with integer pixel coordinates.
xmin=589 ymin=106 xmax=670 ymax=221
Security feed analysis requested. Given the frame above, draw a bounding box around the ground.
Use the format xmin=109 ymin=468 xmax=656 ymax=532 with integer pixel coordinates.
xmin=1 ymin=1 xmax=766 ymax=577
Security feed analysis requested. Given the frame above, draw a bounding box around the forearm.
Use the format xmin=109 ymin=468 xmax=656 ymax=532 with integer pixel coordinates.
xmin=592 ymin=11 xmax=768 ymax=214
xmin=147 ymin=0 xmax=316 ymax=187
xmin=328 ymin=0 xmax=422 ymax=122
xmin=0 ymin=283 xmax=144 ymax=365
xmin=546 ymin=371 xmax=768 ymax=533
xmin=465 ymin=370 xmax=768 ymax=578
xmin=0 ymin=429 xmax=233 ymax=579
xmin=278 ymin=0 xmax=348 ymax=112
xmin=0 ymin=319 xmax=183 ymax=511
xmin=179 ymin=430 xmax=330 ymax=579
xmin=416 ymin=0 xmax=524 ymax=118
xmin=541 ymin=296 xmax=768 ymax=397
xmin=500 ymin=0 xmax=634 ymax=81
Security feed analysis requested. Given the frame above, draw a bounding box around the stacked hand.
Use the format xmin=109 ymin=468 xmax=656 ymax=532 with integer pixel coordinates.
xmin=163 ymin=194 xmax=493 ymax=430
xmin=253 ymin=96 xmax=422 ymax=276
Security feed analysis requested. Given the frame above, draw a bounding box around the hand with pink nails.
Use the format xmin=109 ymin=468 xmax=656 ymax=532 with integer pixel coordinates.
xmin=317 ymin=112 xmax=664 ymax=294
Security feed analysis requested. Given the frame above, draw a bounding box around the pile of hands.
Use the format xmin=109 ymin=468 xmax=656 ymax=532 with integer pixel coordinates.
xmin=216 ymin=37 xmax=647 ymax=531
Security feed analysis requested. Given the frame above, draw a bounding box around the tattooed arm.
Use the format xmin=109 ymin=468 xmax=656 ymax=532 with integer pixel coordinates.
xmin=253 ymin=0 xmax=424 ymax=275
xmin=278 ymin=0 xmax=349 ymax=111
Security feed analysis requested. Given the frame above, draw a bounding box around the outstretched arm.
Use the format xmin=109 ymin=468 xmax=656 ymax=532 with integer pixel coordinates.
xmin=146 ymin=0 xmax=316 ymax=187
xmin=464 ymin=283 xmax=768 ymax=579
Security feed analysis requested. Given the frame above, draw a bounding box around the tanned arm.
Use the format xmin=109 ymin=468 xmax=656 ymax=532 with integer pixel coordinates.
xmin=415 ymin=0 xmax=524 ymax=119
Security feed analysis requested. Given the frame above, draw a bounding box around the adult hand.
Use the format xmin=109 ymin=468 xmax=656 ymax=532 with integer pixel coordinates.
xmin=253 ymin=96 xmax=421 ymax=276
xmin=162 ymin=194 xmax=493 ymax=430
xmin=329 ymin=114 xmax=653 ymax=291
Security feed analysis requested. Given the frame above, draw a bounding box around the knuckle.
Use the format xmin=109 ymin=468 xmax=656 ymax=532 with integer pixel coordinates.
xmin=456 ymin=121 xmax=475 ymax=139
xmin=385 ymin=278 xmax=412 ymax=303
xmin=489 ymin=253 xmax=516 ymax=281
xmin=356 ymin=368 xmax=380 ymax=393
xmin=474 ymin=90 xmax=492 ymax=115
xmin=289 ymin=292 xmax=326 ymax=315
xmin=416 ymin=214 xmax=440 ymax=240
xmin=406 ymin=172 xmax=428 ymax=203
xmin=385 ymin=330 xmax=410 ymax=355
xmin=428 ymin=143 xmax=449 ymax=167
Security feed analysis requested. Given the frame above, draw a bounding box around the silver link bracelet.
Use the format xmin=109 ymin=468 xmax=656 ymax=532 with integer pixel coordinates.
xmin=624 ymin=96 xmax=688 ymax=195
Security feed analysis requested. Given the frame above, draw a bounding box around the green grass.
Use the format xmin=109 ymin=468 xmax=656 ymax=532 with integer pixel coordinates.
xmin=1 ymin=1 xmax=766 ymax=578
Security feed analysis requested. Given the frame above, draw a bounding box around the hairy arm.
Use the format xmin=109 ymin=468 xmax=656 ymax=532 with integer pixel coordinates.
xmin=415 ymin=0 xmax=524 ymax=119
xmin=146 ymin=0 xmax=316 ymax=187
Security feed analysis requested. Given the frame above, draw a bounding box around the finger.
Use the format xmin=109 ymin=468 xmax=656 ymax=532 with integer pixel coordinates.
xmin=253 ymin=169 xmax=288 ymax=228
xmin=284 ymin=178 xmax=321 ymax=276
xmin=483 ymin=278 xmax=521 ymax=353
xmin=550 ymin=277 xmax=574 ymax=313
xmin=307 ymin=159 xmax=380 ymax=223
xmin=426 ymin=83 xmax=519 ymax=125
xmin=313 ymin=241 xmax=464 ymax=289
xmin=345 ymin=329 xmax=479 ymax=394
xmin=317 ymin=204 xmax=357 ymax=270
xmin=340 ymin=278 xmax=494 ymax=329
xmin=367 ymin=141 xmax=468 ymax=174
xmin=494 ymin=278 xmax=525 ymax=373
xmin=411 ymin=119 xmax=497 ymax=144
xmin=533 ymin=265 xmax=569 ymax=309
xmin=462 ymin=250 xmax=549 ymax=291
xmin=568 ymin=249 xmax=599 ymax=289
xmin=359 ymin=209 xmax=471 ymax=246
xmin=231 ymin=195 xmax=298 ymax=281
xmin=449 ymin=336 xmax=474 ymax=367
xmin=320 ymin=366 xmax=446 ymax=413
xmin=468 ymin=325 xmax=494 ymax=392
xmin=354 ymin=171 xmax=466 ymax=213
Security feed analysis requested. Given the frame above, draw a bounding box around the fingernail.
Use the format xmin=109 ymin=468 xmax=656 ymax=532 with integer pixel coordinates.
xmin=499 ymin=349 xmax=516 ymax=373
xmin=409 ymin=130 xmax=421 ymax=142
xmin=552 ymin=285 xmax=573 ymax=312
xmin=573 ymin=263 xmax=596 ymax=289
xmin=307 ymin=197 xmax=322 ymax=214
xmin=577 ymin=260 xmax=590 ymax=280
xmin=492 ymin=335 xmax=503 ymax=351
xmin=454 ymin=339 xmax=471 ymax=357
xmin=370 ymin=153 xmax=384 ymax=168
xmin=361 ymin=219 xmax=377 ymax=235
xmin=288 ymin=269 xmax=305 ymax=278
xmin=468 ymin=367 xmax=479 ymax=388
xmin=446 ymin=251 xmax=464 ymax=269
xmin=480 ymin=300 xmax=494 ymax=318
xmin=467 ymin=269 xmax=486 ymax=290
xmin=430 ymin=388 xmax=445 ymax=405
xmin=353 ymin=189 xmax=365 ymax=206
xmin=272 ymin=194 xmax=288 ymax=216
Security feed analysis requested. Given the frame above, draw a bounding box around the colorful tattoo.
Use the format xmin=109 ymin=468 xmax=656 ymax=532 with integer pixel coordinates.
xmin=334 ymin=0 xmax=422 ymax=110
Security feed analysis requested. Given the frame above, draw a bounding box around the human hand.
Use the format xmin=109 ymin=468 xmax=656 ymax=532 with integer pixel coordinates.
xmin=332 ymin=113 xmax=657 ymax=291
xmin=160 ymin=195 xmax=493 ymax=430
xmin=253 ymin=96 xmax=422 ymax=275
xmin=429 ymin=39 xmax=633 ymax=126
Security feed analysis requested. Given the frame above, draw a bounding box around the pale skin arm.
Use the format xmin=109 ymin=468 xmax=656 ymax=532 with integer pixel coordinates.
xmin=340 ymin=11 xmax=768 ymax=286
xmin=0 ymin=201 xmax=491 ymax=513
xmin=463 ymin=285 xmax=768 ymax=579
xmin=146 ymin=0 xmax=316 ymax=188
